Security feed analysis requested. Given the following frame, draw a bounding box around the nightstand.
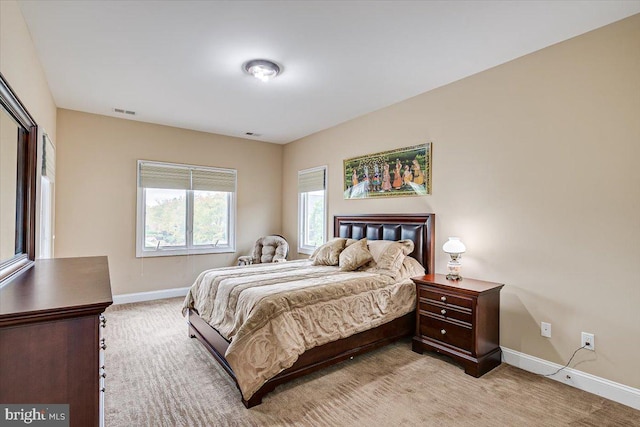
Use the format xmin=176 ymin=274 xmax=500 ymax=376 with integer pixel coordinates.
xmin=411 ymin=274 xmax=504 ymax=377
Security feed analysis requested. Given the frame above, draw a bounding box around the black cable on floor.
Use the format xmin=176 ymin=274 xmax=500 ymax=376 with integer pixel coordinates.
xmin=542 ymin=345 xmax=588 ymax=377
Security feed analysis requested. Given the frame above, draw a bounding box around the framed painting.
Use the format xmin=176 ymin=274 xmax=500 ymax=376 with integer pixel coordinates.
xmin=343 ymin=143 xmax=431 ymax=199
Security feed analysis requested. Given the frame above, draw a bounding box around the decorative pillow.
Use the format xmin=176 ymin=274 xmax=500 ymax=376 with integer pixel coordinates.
xmin=396 ymin=239 xmax=415 ymax=255
xmin=339 ymin=238 xmax=373 ymax=271
xmin=345 ymin=238 xmax=358 ymax=248
xmin=364 ymin=239 xmax=415 ymax=277
xmin=310 ymin=238 xmax=347 ymax=266
xmin=396 ymin=256 xmax=425 ymax=279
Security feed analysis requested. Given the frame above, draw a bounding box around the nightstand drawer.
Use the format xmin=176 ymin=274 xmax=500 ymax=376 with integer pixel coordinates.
xmin=419 ymin=315 xmax=473 ymax=352
xmin=419 ymin=301 xmax=472 ymax=325
xmin=419 ymin=287 xmax=473 ymax=310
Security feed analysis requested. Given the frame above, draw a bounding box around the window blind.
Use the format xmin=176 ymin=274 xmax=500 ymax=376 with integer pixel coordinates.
xmin=192 ymin=167 xmax=236 ymax=192
xmin=138 ymin=161 xmax=236 ymax=192
xmin=298 ymin=167 xmax=326 ymax=193
xmin=139 ymin=163 xmax=190 ymax=189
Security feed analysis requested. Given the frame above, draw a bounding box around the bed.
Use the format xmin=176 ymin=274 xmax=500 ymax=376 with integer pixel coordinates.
xmin=184 ymin=213 xmax=435 ymax=407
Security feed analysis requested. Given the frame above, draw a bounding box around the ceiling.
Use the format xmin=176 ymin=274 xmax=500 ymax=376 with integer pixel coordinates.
xmin=18 ymin=1 xmax=640 ymax=144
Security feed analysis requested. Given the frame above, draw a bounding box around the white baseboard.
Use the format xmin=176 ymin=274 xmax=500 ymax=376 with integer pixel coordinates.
xmin=502 ymin=347 xmax=640 ymax=410
xmin=112 ymin=286 xmax=190 ymax=305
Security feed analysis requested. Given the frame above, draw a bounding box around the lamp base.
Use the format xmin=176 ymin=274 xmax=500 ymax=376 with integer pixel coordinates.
xmin=446 ymin=257 xmax=463 ymax=281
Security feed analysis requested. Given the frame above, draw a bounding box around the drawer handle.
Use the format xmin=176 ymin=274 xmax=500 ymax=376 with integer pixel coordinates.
xmin=441 ymin=309 xmax=447 ymax=315
xmin=100 ymin=387 xmax=106 ymax=393
xmin=100 ymin=339 xmax=107 ymax=350
xmin=100 ymin=372 xmax=107 ymax=379
xmin=440 ymin=296 xmax=447 ymax=302
xmin=441 ymin=329 xmax=446 ymax=335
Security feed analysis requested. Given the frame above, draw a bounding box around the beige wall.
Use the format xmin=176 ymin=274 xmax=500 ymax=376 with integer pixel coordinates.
xmin=55 ymin=109 xmax=283 ymax=295
xmin=283 ymin=15 xmax=640 ymax=388
xmin=0 ymin=0 xmax=57 ymax=140
xmin=1 ymin=0 xmax=57 ymax=261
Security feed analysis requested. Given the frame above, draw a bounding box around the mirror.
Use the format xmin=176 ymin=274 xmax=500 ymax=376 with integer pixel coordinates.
xmin=1 ymin=108 xmax=19 ymax=259
xmin=0 ymin=72 xmax=37 ymax=285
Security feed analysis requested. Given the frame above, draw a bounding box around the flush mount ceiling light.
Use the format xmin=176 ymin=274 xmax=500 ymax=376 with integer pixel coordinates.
xmin=243 ymin=59 xmax=281 ymax=82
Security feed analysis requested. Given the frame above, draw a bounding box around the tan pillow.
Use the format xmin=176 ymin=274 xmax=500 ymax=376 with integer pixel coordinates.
xmin=364 ymin=239 xmax=415 ymax=277
xmin=310 ymin=238 xmax=347 ymax=266
xmin=345 ymin=238 xmax=358 ymax=248
xmin=396 ymin=256 xmax=426 ymax=279
xmin=396 ymin=239 xmax=415 ymax=255
xmin=339 ymin=238 xmax=373 ymax=271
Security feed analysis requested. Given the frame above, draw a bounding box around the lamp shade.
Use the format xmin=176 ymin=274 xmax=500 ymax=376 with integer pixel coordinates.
xmin=442 ymin=237 xmax=466 ymax=254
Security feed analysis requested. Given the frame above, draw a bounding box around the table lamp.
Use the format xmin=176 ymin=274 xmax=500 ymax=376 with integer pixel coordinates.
xmin=443 ymin=237 xmax=466 ymax=280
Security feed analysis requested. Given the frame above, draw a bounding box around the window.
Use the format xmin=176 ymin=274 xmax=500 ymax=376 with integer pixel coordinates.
xmin=136 ymin=160 xmax=236 ymax=257
xmin=38 ymin=132 xmax=55 ymax=259
xmin=298 ymin=166 xmax=327 ymax=254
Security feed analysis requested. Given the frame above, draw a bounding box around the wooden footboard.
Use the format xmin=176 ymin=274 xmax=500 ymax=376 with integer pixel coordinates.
xmin=188 ymin=308 xmax=414 ymax=407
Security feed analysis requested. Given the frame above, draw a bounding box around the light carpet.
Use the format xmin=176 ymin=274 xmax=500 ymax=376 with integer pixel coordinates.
xmin=104 ymin=298 xmax=639 ymax=426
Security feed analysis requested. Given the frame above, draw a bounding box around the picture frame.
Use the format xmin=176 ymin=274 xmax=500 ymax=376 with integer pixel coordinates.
xmin=343 ymin=143 xmax=431 ymax=199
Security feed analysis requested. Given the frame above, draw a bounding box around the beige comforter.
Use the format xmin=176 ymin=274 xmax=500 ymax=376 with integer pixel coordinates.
xmin=182 ymin=260 xmax=416 ymax=401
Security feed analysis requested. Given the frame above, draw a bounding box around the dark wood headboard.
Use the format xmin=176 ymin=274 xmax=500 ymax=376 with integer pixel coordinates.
xmin=334 ymin=214 xmax=435 ymax=275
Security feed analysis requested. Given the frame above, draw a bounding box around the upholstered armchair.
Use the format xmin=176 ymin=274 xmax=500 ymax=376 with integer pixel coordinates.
xmin=237 ymin=235 xmax=289 ymax=266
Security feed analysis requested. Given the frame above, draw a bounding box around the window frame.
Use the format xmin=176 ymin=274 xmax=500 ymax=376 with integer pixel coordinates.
xmin=297 ymin=165 xmax=327 ymax=255
xmin=0 ymin=72 xmax=37 ymax=287
xmin=136 ymin=160 xmax=236 ymax=258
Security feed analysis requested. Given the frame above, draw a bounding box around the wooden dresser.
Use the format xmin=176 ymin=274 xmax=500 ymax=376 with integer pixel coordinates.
xmin=411 ymin=274 xmax=503 ymax=377
xmin=0 ymin=256 xmax=113 ymax=427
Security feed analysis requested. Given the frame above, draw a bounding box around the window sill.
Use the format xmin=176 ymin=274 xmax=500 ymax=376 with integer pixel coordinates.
xmin=297 ymin=246 xmax=316 ymax=256
xmin=136 ymin=247 xmax=235 ymax=258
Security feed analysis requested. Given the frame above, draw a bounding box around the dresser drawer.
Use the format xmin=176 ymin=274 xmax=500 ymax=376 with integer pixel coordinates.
xmin=419 ymin=301 xmax=472 ymax=325
xmin=419 ymin=315 xmax=473 ymax=352
xmin=419 ymin=287 xmax=473 ymax=309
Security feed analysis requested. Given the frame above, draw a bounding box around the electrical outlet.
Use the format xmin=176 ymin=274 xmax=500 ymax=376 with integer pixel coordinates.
xmin=581 ymin=332 xmax=595 ymax=351
xmin=541 ymin=322 xmax=551 ymax=338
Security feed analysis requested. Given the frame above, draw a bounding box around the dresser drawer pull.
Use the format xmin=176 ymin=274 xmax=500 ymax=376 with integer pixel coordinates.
xmin=440 ymin=296 xmax=447 ymax=302
xmin=441 ymin=329 xmax=447 ymax=335
xmin=441 ymin=309 xmax=447 ymax=315
xmin=100 ymin=387 xmax=106 ymax=393
xmin=100 ymin=339 xmax=107 ymax=350
xmin=100 ymin=372 xmax=107 ymax=379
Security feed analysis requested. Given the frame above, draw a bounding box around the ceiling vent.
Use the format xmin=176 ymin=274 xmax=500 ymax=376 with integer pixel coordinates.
xmin=244 ymin=132 xmax=261 ymax=137
xmin=113 ymin=108 xmax=136 ymax=116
